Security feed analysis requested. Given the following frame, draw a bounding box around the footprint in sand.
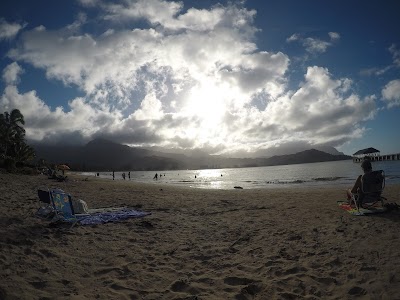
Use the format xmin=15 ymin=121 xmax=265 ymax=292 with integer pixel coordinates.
xmin=223 ymin=276 xmax=255 ymax=286
xmin=239 ymin=282 xmax=263 ymax=296
xmin=29 ymin=281 xmax=47 ymax=289
xmin=348 ymin=286 xmax=367 ymax=296
xmin=170 ymin=279 xmax=189 ymax=292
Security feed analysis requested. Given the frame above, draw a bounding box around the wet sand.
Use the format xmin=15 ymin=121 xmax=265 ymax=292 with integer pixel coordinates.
xmin=1 ymin=172 xmax=400 ymax=299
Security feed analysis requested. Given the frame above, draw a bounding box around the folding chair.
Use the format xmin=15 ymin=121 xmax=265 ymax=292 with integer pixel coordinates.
xmin=352 ymin=170 xmax=386 ymax=212
xmin=36 ymin=188 xmax=77 ymax=223
xmin=49 ymin=189 xmax=77 ymax=223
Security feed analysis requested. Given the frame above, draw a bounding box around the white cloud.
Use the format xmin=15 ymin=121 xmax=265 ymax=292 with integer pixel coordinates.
xmin=389 ymin=44 xmax=400 ymax=67
xmin=328 ymin=32 xmax=340 ymax=41
xmin=1 ymin=1 xmax=378 ymax=155
xmin=133 ymin=92 xmax=164 ymax=120
xmin=287 ymin=32 xmax=340 ymax=54
xmin=0 ymin=18 xmax=25 ymax=40
xmin=257 ymin=66 xmax=375 ymax=145
xmin=2 ymin=62 xmax=24 ymax=85
xmin=303 ymin=37 xmax=331 ymax=53
xmin=77 ymin=0 xmax=100 ymax=7
xmin=360 ymin=44 xmax=400 ymax=77
xmin=101 ymin=0 xmax=184 ymax=25
xmin=286 ymin=33 xmax=299 ymax=42
xmin=382 ymin=79 xmax=400 ymax=107
xmin=0 ymin=85 xmax=120 ymax=143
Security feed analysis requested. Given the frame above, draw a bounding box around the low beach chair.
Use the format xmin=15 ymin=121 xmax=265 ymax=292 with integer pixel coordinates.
xmin=351 ymin=170 xmax=386 ymax=211
xmin=50 ymin=189 xmax=77 ymax=223
xmin=36 ymin=188 xmax=76 ymax=223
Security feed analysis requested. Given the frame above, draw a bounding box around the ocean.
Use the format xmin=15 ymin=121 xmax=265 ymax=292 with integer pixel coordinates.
xmin=81 ymin=159 xmax=400 ymax=190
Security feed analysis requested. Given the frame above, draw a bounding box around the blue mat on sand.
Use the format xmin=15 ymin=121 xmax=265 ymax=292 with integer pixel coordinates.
xmin=77 ymin=209 xmax=151 ymax=225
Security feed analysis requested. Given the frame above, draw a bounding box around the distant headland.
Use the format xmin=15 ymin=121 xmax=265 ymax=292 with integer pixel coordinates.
xmin=33 ymin=139 xmax=352 ymax=172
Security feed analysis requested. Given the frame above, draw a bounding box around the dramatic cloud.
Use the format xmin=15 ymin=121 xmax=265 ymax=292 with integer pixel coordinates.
xmin=0 ymin=1 xmax=381 ymax=155
xmin=0 ymin=85 xmax=121 ymax=144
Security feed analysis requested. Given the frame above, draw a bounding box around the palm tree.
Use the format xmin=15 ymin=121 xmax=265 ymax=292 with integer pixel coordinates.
xmin=12 ymin=141 xmax=36 ymax=164
xmin=0 ymin=109 xmax=26 ymax=158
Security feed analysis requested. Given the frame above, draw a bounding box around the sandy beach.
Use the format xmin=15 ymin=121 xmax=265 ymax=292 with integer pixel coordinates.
xmin=1 ymin=172 xmax=400 ymax=300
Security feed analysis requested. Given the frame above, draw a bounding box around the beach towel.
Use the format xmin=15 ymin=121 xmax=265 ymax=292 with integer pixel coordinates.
xmin=337 ymin=201 xmax=387 ymax=216
xmin=76 ymin=209 xmax=151 ymax=225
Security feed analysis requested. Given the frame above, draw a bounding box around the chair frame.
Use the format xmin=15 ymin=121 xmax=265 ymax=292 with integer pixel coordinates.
xmin=351 ymin=170 xmax=386 ymax=212
xmin=36 ymin=188 xmax=77 ymax=223
xmin=37 ymin=188 xmax=52 ymax=207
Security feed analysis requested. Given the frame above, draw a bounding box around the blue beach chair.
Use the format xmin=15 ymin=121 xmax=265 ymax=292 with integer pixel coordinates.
xmin=36 ymin=188 xmax=77 ymax=223
xmin=50 ymin=189 xmax=77 ymax=222
xmin=350 ymin=170 xmax=386 ymax=212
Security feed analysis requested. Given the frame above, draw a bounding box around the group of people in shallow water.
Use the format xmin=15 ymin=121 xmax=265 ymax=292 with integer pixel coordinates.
xmin=153 ymin=173 xmax=166 ymax=180
xmin=152 ymin=173 xmax=223 ymax=180
xmin=110 ymin=171 xmax=131 ymax=180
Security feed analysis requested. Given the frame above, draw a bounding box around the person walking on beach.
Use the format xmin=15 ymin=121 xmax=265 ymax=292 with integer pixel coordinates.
xmin=112 ymin=171 xmax=115 ymax=180
xmin=128 ymin=171 xmax=130 ymax=180
xmin=153 ymin=173 xmax=158 ymax=180
xmin=122 ymin=173 xmax=126 ymax=180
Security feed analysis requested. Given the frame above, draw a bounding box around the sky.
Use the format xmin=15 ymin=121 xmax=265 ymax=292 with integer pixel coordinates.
xmin=0 ymin=0 xmax=399 ymax=157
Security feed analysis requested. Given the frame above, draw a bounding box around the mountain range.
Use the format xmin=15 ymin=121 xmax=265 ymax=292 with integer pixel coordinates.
xmin=32 ymin=138 xmax=352 ymax=171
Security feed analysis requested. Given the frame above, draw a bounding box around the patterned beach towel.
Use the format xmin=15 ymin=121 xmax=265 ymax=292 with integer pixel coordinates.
xmin=337 ymin=201 xmax=387 ymax=216
xmin=77 ymin=209 xmax=151 ymax=225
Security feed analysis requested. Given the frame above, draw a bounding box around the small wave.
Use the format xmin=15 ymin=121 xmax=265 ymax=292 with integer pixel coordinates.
xmin=266 ymin=180 xmax=306 ymax=184
xmin=312 ymin=176 xmax=345 ymax=182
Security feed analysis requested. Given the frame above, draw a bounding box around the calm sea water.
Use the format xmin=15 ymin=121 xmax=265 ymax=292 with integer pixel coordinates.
xmin=81 ymin=160 xmax=400 ymax=190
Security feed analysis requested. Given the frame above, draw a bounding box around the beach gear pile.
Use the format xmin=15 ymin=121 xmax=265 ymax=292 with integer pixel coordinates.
xmin=36 ymin=188 xmax=151 ymax=225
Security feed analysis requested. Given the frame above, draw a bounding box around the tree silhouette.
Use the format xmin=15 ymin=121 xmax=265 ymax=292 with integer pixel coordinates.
xmin=0 ymin=109 xmax=35 ymax=168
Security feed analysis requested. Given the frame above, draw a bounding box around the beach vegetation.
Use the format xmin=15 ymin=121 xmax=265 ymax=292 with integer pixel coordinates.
xmin=0 ymin=109 xmax=36 ymax=171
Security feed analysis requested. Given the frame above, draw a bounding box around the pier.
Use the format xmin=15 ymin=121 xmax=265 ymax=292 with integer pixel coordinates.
xmin=352 ymin=147 xmax=400 ymax=163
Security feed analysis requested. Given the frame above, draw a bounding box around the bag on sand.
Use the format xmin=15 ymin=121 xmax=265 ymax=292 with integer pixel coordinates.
xmin=71 ymin=198 xmax=89 ymax=214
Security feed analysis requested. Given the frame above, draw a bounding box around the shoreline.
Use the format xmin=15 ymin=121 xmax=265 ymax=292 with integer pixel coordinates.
xmin=1 ymin=172 xmax=400 ymax=299
xmin=77 ymin=171 xmax=356 ymax=191
xmin=77 ymin=159 xmax=400 ymax=190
